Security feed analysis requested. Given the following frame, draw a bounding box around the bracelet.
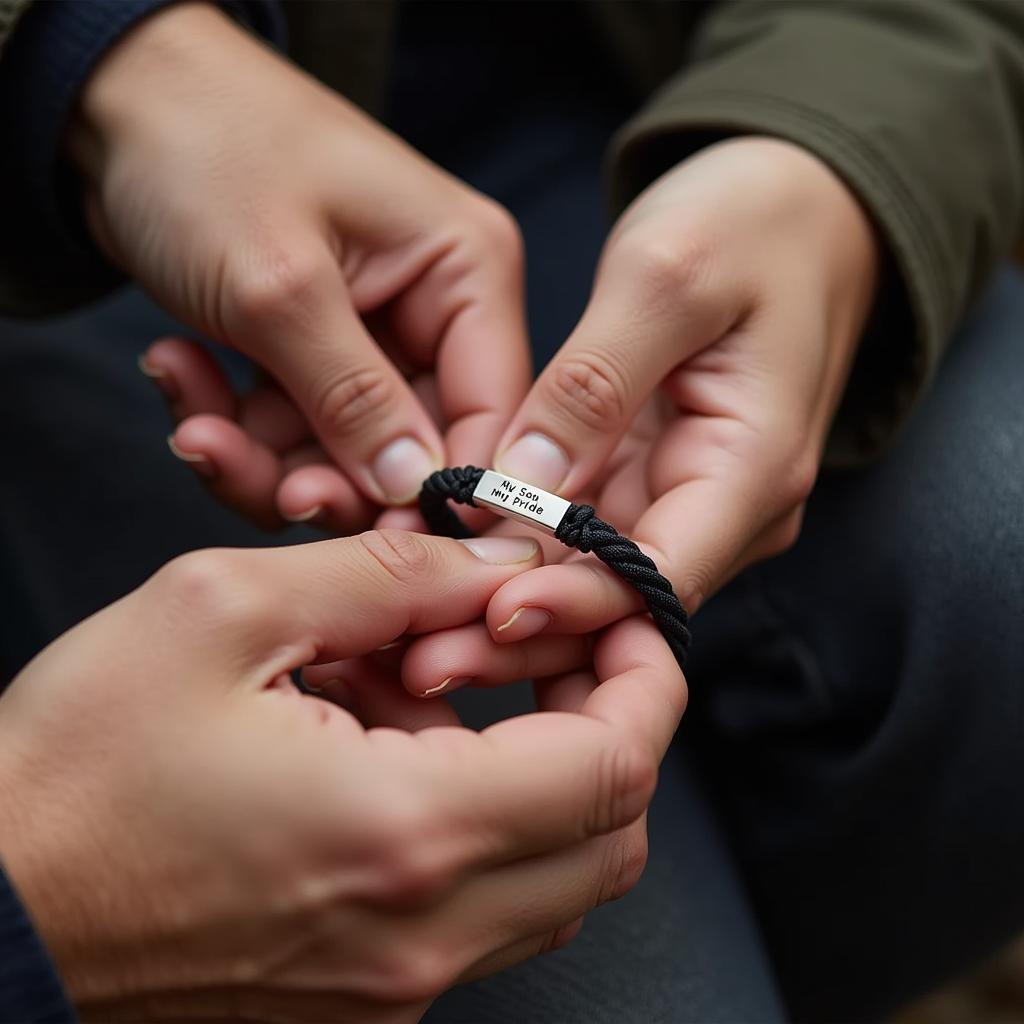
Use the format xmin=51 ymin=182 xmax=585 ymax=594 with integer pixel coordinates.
xmin=420 ymin=466 xmax=691 ymax=667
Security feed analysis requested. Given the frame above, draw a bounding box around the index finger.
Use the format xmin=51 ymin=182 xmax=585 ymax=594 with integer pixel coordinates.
xmin=435 ymin=264 xmax=533 ymax=469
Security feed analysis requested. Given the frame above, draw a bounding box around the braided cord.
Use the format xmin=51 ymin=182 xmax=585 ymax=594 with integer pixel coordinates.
xmin=554 ymin=504 xmax=690 ymax=667
xmin=419 ymin=466 xmax=485 ymax=540
xmin=420 ymin=467 xmax=691 ymax=667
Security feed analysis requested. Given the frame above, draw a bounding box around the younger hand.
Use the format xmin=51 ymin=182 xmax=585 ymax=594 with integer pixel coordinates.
xmin=397 ymin=136 xmax=877 ymax=694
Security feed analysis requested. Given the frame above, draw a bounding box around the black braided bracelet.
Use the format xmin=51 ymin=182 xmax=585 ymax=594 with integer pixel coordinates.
xmin=420 ymin=466 xmax=691 ymax=668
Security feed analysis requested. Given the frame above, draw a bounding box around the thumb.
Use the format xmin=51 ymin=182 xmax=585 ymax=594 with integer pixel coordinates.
xmin=493 ymin=250 xmax=724 ymax=497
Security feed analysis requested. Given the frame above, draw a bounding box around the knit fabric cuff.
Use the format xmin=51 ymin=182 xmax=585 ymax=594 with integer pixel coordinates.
xmin=0 ymin=0 xmax=284 ymax=316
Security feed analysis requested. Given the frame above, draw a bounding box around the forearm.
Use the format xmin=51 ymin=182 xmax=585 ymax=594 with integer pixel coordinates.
xmin=0 ymin=0 xmax=283 ymax=318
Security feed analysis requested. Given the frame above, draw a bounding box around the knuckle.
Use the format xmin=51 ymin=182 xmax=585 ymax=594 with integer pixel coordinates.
xmin=358 ymin=529 xmax=436 ymax=585
xmin=767 ymin=507 xmax=805 ymax=558
xmin=678 ymin=555 xmax=717 ymax=613
xmin=539 ymin=918 xmax=584 ymax=955
xmin=472 ymin=198 xmax=524 ymax=268
xmin=312 ymin=365 xmax=397 ymax=440
xmin=588 ymin=742 xmax=657 ymax=836
xmin=226 ymin=246 xmax=328 ymax=330
xmin=614 ymin=230 xmax=714 ymax=307
xmin=601 ymin=832 xmax=649 ymax=905
xmin=359 ymin=943 xmax=456 ymax=1005
xmin=784 ymin=452 xmax=818 ymax=506
xmin=153 ymin=549 xmax=265 ymax=629
xmin=375 ymin=842 xmax=454 ymax=909
xmin=361 ymin=798 xmax=456 ymax=908
xmin=544 ymin=351 xmax=630 ymax=433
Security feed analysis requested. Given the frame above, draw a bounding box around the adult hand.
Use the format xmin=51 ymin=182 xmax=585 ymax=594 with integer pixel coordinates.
xmin=67 ymin=2 xmax=529 ymax=532
xmin=391 ymin=137 xmax=876 ymax=691
xmin=0 ymin=531 xmax=684 ymax=1022
xmin=477 ymin=136 xmax=878 ymax=645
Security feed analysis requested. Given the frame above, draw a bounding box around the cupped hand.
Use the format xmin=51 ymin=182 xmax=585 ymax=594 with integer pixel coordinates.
xmin=397 ymin=135 xmax=878 ymax=694
xmin=68 ymin=2 xmax=529 ymax=532
xmin=0 ymin=530 xmax=684 ymax=1023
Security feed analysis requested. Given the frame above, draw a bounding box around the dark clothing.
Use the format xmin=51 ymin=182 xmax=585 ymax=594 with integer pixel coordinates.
xmin=5 ymin=0 xmax=1024 ymax=463
xmin=0 ymin=868 xmax=71 ymax=1024
xmin=0 ymin=0 xmax=283 ymax=314
xmin=1 ymin=41 xmax=1023 ymax=1019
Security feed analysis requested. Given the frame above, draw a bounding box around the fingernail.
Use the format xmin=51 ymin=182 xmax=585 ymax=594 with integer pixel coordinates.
xmin=497 ymin=433 xmax=570 ymax=491
xmin=376 ymin=639 xmax=403 ymax=651
xmin=299 ymin=666 xmax=327 ymax=692
xmin=495 ymin=606 xmax=552 ymax=640
xmin=138 ymin=355 xmax=179 ymax=401
xmin=421 ymin=675 xmax=471 ymax=698
xmin=284 ymin=505 xmax=323 ymax=523
xmin=167 ymin=435 xmax=215 ymax=478
xmin=372 ymin=437 xmax=439 ymax=504
xmin=460 ymin=537 xmax=539 ymax=564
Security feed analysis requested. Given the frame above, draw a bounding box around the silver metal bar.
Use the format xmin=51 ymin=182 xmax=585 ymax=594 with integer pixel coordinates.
xmin=471 ymin=469 xmax=571 ymax=535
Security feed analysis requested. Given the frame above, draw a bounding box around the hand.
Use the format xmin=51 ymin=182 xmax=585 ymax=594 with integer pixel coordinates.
xmin=473 ymin=136 xmax=878 ymax=646
xmin=67 ymin=2 xmax=529 ymax=532
xmin=388 ymin=137 xmax=876 ymax=695
xmin=0 ymin=531 xmax=684 ymax=1022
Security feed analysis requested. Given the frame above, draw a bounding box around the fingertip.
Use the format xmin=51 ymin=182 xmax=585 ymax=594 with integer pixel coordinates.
xmin=401 ymin=627 xmax=477 ymax=699
xmin=491 ymin=605 xmax=553 ymax=643
xmin=494 ymin=431 xmax=571 ymax=493
xmin=172 ymin=414 xmax=284 ymax=529
xmin=459 ymin=536 xmax=541 ymax=566
xmin=370 ymin=435 xmax=443 ymax=506
xmin=143 ymin=337 xmax=236 ymax=420
xmin=167 ymin=431 xmax=216 ymax=479
xmin=418 ymin=675 xmax=473 ymax=699
xmin=277 ymin=464 xmax=376 ymax=535
xmin=172 ymin=413 xmax=238 ymax=458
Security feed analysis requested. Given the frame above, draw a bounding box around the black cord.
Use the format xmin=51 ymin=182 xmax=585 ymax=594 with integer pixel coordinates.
xmin=420 ymin=466 xmax=691 ymax=668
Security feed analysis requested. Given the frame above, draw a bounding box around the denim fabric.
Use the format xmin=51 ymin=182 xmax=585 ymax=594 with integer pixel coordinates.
xmin=685 ymin=271 xmax=1024 ymax=1020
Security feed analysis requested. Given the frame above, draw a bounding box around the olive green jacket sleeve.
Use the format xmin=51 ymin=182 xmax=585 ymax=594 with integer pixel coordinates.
xmin=610 ymin=0 xmax=1024 ymax=464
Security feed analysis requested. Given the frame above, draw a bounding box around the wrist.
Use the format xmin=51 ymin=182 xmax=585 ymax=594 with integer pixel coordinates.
xmin=715 ymin=135 xmax=878 ymax=341
xmin=66 ymin=2 xmax=239 ymax=186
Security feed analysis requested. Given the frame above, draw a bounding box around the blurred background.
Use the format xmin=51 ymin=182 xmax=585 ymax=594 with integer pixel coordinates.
xmin=894 ymin=936 xmax=1024 ymax=1024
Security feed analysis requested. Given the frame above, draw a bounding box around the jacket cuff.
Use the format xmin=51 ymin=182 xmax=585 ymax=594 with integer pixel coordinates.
xmin=0 ymin=863 xmax=75 ymax=1023
xmin=610 ymin=91 xmax=939 ymax=466
xmin=0 ymin=0 xmax=284 ymax=317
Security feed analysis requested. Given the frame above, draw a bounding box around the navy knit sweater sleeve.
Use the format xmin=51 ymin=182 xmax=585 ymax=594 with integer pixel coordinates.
xmin=0 ymin=0 xmax=285 ymax=316
xmin=0 ymin=864 xmax=73 ymax=1023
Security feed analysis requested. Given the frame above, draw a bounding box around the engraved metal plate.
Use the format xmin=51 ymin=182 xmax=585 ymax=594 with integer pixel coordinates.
xmin=471 ymin=470 xmax=571 ymax=535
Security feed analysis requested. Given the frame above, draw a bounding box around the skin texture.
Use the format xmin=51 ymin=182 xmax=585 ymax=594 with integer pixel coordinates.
xmin=0 ymin=532 xmax=685 ymax=1022
xmin=69 ymin=2 xmax=531 ymax=532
